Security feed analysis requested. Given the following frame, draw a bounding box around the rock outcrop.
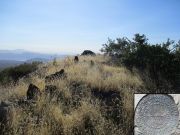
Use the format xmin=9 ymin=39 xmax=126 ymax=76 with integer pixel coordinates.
xmin=27 ymin=84 xmax=41 ymax=100
xmin=45 ymin=69 xmax=66 ymax=83
xmin=74 ymin=56 xmax=79 ymax=63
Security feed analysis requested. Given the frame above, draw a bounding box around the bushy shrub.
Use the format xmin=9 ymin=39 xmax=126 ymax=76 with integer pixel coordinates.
xmin=0 ymin=62 xmax=41 ymax=85
xmin=81 ymin=50 xmax=96 ymax=56
xmin=101 ymin=34 xmax=180 ymax=89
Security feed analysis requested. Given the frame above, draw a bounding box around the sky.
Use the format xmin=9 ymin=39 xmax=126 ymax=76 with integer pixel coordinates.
xmin=0 ymin=0 xmax=180 ymax=54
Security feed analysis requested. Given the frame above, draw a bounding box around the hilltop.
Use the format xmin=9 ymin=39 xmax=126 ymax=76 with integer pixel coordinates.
xmin=0 ymin=55 xmax=146 ymax=135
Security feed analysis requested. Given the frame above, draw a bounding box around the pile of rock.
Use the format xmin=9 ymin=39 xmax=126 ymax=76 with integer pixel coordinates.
xmin=27 ymin=83 xmax=41 ymax=101
xmin=45 ymin=69 xmax=66 ymax=83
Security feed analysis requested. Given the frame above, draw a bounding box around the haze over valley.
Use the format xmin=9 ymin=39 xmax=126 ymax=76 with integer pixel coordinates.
xmin=0 ymin=49 xmax=67 ymax=69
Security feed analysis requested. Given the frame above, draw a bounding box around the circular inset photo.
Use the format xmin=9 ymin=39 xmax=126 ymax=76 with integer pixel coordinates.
xmin=134 ymin=94 xmax=179 ymax=135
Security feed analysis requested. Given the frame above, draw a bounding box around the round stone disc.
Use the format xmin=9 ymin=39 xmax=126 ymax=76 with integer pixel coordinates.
xmin=135 ymin=94 xmax=179 ymax=135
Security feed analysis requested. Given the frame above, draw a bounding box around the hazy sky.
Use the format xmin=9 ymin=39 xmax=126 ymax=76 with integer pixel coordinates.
xmin=0 ymin=0 xmax=180 ymax=54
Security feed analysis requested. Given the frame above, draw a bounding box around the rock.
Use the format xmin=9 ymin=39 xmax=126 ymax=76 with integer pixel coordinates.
xmin=81 ymin=50 xmax=96 ymax=56
xmin=27 ymin=84 xmax=41 ymax=100
xmin=45 ymin=69 xmax=66 ymax=83
xmin=74 ymin=56 xmax=79 ymax=63
xmin=0 ymin=101 xmax=15 ymax=128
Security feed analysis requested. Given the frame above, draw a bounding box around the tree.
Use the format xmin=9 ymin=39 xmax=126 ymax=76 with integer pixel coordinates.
xmin=101 ymin=33 xmax=180 ymax=89
xmin=133 ymin=33 xmax=148 ymax=46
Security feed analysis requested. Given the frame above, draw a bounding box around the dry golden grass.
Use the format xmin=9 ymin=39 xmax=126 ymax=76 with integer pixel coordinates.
xmin=0 ymin=55 xmax=145 ymax=135
xmin=66 ymin=58 xmax=143 ymax=91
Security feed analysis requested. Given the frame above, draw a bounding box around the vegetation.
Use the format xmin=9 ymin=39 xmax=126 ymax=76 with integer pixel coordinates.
xmin=81 ymin=50 xmax=96 ymax=56
xmin=0 ymin=34 xmax=179 ymax=134
xmin=0 ymin=55 xmax=144 ymax=135
xmin=53 ymin=58 xmax=58 ymax=66
xmin=101 ymin=34 xmax=180 ymax=90
xmin=0 ymin=62 xmax=41 ymax=85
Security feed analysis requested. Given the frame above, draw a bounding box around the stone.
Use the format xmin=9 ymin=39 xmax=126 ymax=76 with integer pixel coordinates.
xmin=135 ymin=94 xmax=179 ymax=135
xmin=74 ymin=56 xmax=79 ymax=63
xmin=27 ymin=84 xmax=41 ymax=100
xmin=45 ymin=69 xmax=66 ymax=83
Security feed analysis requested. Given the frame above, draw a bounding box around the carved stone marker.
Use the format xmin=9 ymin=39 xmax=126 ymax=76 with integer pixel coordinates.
xmin=135 ymin=94 xmax=179 ymax=135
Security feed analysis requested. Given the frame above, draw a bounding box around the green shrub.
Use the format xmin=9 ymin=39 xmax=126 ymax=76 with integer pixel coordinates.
xmin=101 ymin=34 xmax=180 ymax=89
xmin=0 ymin=62 xmax=41 ymax=85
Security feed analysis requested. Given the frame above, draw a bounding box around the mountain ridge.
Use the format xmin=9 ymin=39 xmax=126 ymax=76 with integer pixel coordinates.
xmin=0 ymin=49 xmax=67 ymax=61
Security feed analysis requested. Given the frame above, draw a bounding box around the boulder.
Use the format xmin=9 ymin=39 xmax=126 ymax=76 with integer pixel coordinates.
xmin=74 ymin=56 xmax=79 ymax=63
xmin=81 ymin=50 xmax=96 ymax=56
xmin=45 ymin=69 xmax=66 ymax=83
xmin=27 ymin=84 xmax=41 ymax=100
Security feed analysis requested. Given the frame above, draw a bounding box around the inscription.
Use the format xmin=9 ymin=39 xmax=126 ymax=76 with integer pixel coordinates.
xmin=135 ymin=94 xmax=179 ymax=135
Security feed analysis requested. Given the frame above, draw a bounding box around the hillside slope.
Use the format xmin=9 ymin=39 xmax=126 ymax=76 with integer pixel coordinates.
xmin=0 ymin=55 xmax=144 ymax=135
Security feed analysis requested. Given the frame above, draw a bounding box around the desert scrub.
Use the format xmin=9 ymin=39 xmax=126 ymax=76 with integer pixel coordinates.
xmin=0 ymin=55 xmax=146 ymax=135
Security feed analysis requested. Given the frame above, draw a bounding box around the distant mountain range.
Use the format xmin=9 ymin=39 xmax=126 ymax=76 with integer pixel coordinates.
xmin=0 ymin=49 xmax=67 ymax=70
xmin=0 ymin=49 xmax=66 ymax=61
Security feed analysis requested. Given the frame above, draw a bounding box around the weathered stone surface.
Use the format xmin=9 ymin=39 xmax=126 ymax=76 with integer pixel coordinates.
xmin=135 ymin=94 xmax=179 ymax=135
xmin=27 ymin=84 xmax=41 ymax=100
xmin=45 ymin=69 xmax=66 ymax=82
xmin=74 ymin=56 xmax=79 ymax=63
